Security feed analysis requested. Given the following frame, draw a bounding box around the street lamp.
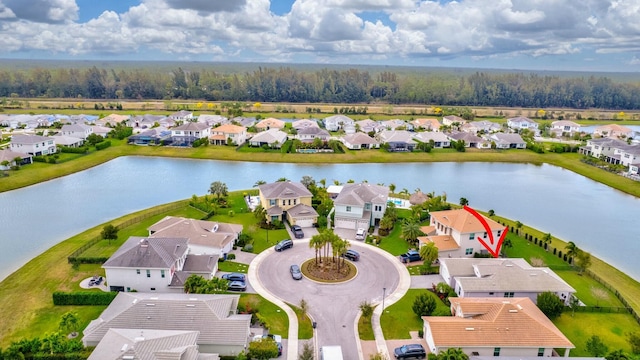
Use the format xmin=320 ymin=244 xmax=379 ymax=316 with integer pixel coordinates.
xmin=382 ymin=287 xmax=386 ymax=312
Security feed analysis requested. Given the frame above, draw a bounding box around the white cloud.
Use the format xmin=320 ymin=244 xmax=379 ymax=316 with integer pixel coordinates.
xmin=2 ymin=0 xmax=78 ymax=23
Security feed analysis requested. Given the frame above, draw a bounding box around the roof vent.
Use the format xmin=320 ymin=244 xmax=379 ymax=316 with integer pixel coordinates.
xmin=121 ymin=344 xmax=128 ymax=352
xmin=150 ymin=297 xmax=158 ymax=300
xmin=465 ymin=327 xmax=474 ymax=331
xmin=145 ymin=303 xmax=155 ymax=306
xmin=505 ymin=264 xmax=513 ymax=267
xmin=212 ymin=224 xmax=219 ymax=232
xmin=509 ymin=309 xmax=518 ymax=313
xmin=139 ymin=239 xmax=149 ymax=248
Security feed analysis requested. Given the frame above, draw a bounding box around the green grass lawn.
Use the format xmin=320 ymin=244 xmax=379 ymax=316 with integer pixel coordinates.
xmin=240 ymin=294 xmax=288 ymax=339
xmin=556 ymin=270 xmax=625 ymax=307
xmin=554 ymin=312 xmax=639 ymax=356
xmin=358 ymin=315 xmax=375 ymax=340
xmin=289 ymin=305 xmax=314 ymax=340
xmin=218 ymin=261 xmax=249 ymax=273
xmin=381 ymin=289 xmax=449 ymax=339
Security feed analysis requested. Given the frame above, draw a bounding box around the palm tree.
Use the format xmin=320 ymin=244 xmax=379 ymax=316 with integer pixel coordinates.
xmin=437 ymin=347 xmax=469 ymax=360
xmin=253 ymin=180 xmax=266 ymax=187
xmin=276 ymin=177 xmax=289 ymax=182
xmin=309 ymin=232 xmax=326 ymax=265
xmin=565 ymin=241 xmax=579 ymax=263
xmin=319 ymin=178 xmax=326 ymax=188
xmin=419 ymin=242 xmax=439 ymax=266
xmin=389 ymin=183 xmax=396 ymax=193
xmin=501 ymin=237 xmax=513 ymax=257
xmin=401 ymin=221 xmax=425 ymax=246
xmin=209 ymin=181 xmax=228 ymax=203
xmin=542 ymin=233 xmax=552 ymax=250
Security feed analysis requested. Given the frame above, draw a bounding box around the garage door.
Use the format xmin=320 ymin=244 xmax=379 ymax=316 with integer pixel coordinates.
xmin=335 ymin=218 xmax=357 ymax=230
xmin=294 ymin=217 xmax=315 ymax=227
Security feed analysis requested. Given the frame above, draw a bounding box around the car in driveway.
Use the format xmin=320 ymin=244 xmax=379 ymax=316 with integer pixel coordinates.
xmin=227 ymin=281 xmax=247 ymax=292
xmin=291 ymin=225 xmax=304 ymax=239
xmin=275 ymin=239 xmax=294 ymax=252
xmin=290 ymin=264 xmax=303 ymax=280
xmin=342 ymin=249 xmax=360 ymax=261
xmin=221 ymin=272 xmax=246 ymax=282
xmin=399 ymin=250 xmax=422 ymax=263
xmin=393 ymin=344 xmax=426 ymax=359
xmin=355 ymin=228 xmax=366 ymax=240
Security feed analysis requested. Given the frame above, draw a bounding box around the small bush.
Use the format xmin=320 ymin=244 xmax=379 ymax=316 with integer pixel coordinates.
xmin=226 ymin=253 xmax=236 ymax=260
xmin=242 ymin=244 xmax=254 ymax=253
xmin=95 ymin=140 xmax=112 ymax=150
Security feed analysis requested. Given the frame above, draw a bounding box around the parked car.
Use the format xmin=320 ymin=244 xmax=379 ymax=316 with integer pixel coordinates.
xmin=393 ymin=344 xmax=426 ymax=359
xmin=275 ymin=239 xmax=294 ymax=252
xmin=342 ymin=249 xmax=360 ymax=261
xmin=290 ymin=264 xmax=303 ymax=280
xmin=291 ymin=225 xmax=304 ymax=239
xmin=227 ymin=280 xmax=247 ymax=292
xmin=400 ymin=250 xmax=422 ymax=263
xmin=355 ymin=228 xmax=366 ymax=240
xmin=221 ymin=272 xmax=246 ymax=282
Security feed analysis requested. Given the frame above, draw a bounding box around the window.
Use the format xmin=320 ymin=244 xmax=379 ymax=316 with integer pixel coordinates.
xmin=282 ymin=200 xmax=286 ymax=206
xmin=469 ymin=233 xmax=475 ymax=240
xmin=136 ymin=269 xmax=140 ymax=275
xmin=346 ymin=206 xmax=351 ymax=212
xmin=504 ymin=292 xmax=514 ymax=298
xmin=489 ymin=292 xmax=494 ymax=295
xmin=483 ymin=232 xmax=487 ymax=238
xmin=150 ymin=288 xmax=156 ymax=291
xmin=494 ymin=348 xmax=501 ymax=356
xmin=146 ymin=270 xmax=151 ymax=278
xmin=497 ymin=230 xmax=502 ymax=237
xmin=270 ymin=199 xmax=276 ymax=206
xmin=288 ymin=199 xmax=291 ymax=205
xmin=465 ymin=248 xmax=473 ymax=255
xmin=365 ymin=204 xmax=371 ymax=210
xmin=293 ymin=199 xmax=297 ymax=205
xmin=538 ymin=348 xmax=544 ymax=357
xmin=374 ymin=205 xmax=381 ymax=211
xmin=161 ymin=270 xmax=165 ymax=278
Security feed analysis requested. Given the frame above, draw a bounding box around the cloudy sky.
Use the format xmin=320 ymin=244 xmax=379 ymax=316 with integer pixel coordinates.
xmin=1 ymin=0 xmax=639 ymax=71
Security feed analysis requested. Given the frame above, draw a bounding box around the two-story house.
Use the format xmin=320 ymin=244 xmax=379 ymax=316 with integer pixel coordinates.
xmin=579 ymin=137 xmax=628 ymax=164
xmin=169 ymin=110 xmax=194 ymax=122
xmin=333 ymin=183 xmax=389 ymax=230
xmin=323 ymin=115 xmax=355 ymax=131
xmin=60 ymin=124 xmax=93 ymax=139
xmin=594 ymin=123 xmax=633 ymax=139
xmin=258 ymin=181 xmax=318 ymax=227
xmin=507 ymin=116 xmax=539 ymax=132
xmin=170 ymin=122 xmax=211 ymax=146
xmin=210 ymin=124 xmax=247 ymax=145
xmin=418 ymin=208 xmax=505 ymax=258
xmin=551 ymin=120 xmax=581 ymax=136
xmin=10 ymin=134 xmax=57 ymax=156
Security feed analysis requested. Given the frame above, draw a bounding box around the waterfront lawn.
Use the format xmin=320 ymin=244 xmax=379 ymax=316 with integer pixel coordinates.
xmin=554 ymin=312 xmax=638 ymax=356
xmin=240 ymin=294 xmax=288 ymax=338
xmin=502 ymin=232 xmax=567 ymax=267
xmin=555 ymin=270 xmax=625 ymax=307
xmin=218 ymin=261 xmax=249 ymax=273
xmin=381 ymin=289 xmax=449 ymax=339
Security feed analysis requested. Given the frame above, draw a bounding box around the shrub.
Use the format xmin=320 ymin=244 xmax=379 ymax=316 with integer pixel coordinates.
xmin=95 ymin=140 xmax=112 ymax=150
xmin=52 ymin=291 xmax=117 ymax=306
xmin=242 ymin=244 xmax=254 ymax=253
xmin=536 ymin=291 xmax=564 ymax=319
xmin=412 ymin=292 xmax=437 ymax=317
xmin=226 ymin=253 xmax=236 ymax=260
xmin=60 ymin=146 xmax=88 ymax=154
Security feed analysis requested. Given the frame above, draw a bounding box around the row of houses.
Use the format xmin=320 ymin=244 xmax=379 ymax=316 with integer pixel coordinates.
xmin=579 ymin=137 xmax=640 ymax=174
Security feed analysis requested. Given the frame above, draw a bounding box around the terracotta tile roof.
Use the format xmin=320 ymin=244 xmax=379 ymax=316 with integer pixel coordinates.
xmin=418 ymin=235 xmax=460 ymax=251
xmin=148 ymin=216 xmax=242 ymax=250
xmin=255 ymin=118 xmax=285 ymax=129
xmin=212 ymin=124 xmax=245 ymax=134
xmin=430 ymin=209 xmax=504 ymax=233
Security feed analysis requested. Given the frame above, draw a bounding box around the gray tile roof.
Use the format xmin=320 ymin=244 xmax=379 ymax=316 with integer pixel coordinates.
xmin=286 ymin=203 xmax=319 ymax=218
xmin=88 ymin=328 xmax=202 ymax=360
xmin=377 ymin=130 xmax=416 ymax=144
xmin=298 ymin=127 xmax=330 ymax=136
xmin=249 ymin=128 xmax=287 ymax=144
xmin=10 ymin=134 xmax=55 ymax=145
xmin=413 ymin=132 xmax=450 ymax=143
xmin=103 ymin=237 xmax=189 ymax=269
xmin=83 ymin=293 xmax=251 ymax=348
xmin=335 ymin=183 xmax=389 ymax=206
xmin=342 ymin=132 xmax=378 ymax=145
xmin=148 ymin=217 xmax=242 ymax=251
xmin=259 ymin=181 xmax=312 ymax=199
xmin=172 ymin=122 xmax=209 ymax=131
xmin=182 ymin=254 xmax=218 ymax=273
xmin=489 ymin=133 xmax=525 ymax=144
xmin=0 ymin=149 xmax=30 ymax=162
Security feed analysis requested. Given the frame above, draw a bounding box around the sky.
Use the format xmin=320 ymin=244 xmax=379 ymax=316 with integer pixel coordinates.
xmin=1 ymin=0 xmax=640 ymax=72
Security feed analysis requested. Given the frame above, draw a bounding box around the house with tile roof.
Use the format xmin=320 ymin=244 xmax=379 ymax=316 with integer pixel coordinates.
xmin=413 ymin=131 xmax=451 ymax=148
xmin=292 ymin=119 xmax=320 ymax=131
xmin=333 ymin=183 xmax=389 ymax=230
xmin=323 ymin=115 xmax=355 ymax=131
xmin=0 ymin=149 xmax=32 ymax=169
xmin=255 ymin=117 xmax=285 ymax=131
xmin=380 ymin=119 xmax=413 ymax=131
xmin=171 ymin=122 xmax=211 ymax=146
xmin=411 ymin=118 xmax=441 ymax=131
xmin=507 ymin=117 xmax=539 ymax=132
xmin=248 ymin=128 xmax=288 ymax=148
xmin=461 ymin=120 xmax=502 ymax=134
xmin=198 ymin=114 xmax=229 ymax=127
xmin=377 ymin=130 xmax=417 ymax=151
xmin=60 ymin=123 xmax=93 ymax=139
xmin=82 ymin=293 xmax=251 ymax=356
xmin=52 ymin=134 xmax=84 ymax=148
xmin=258 ymin=181 xmax=318 ymax=227
xmin=355 ymin=119 xmax=383 ymax=134
xmin=551 ymin=120 xmax=581 ymax=136
xmin=448 ymin=132 xmax=491 ymax=149
xmin=296 ymin=126 xmax=330 ymax=143
xmin=442 ymin=115 xmax=467 ymax=126
xmin=10 ymin=134 xmax=57 ymax=156
xmin=148 ymin=216 xmax=242 ymax=256
xmin=593 ymin=124 xmax=634 ymax=139
xmin=95 ymin=113 xmax=130 ymax=127
xmin=418 ymin=209 xmax=505 ymax=258
xmin=341 ymin=132 xmax=379 ymax=150
xmin=579 ymin=138 xmax=629 ymax=164
xmin=487 ymin=133 xmax=526 ymax=149
xmin=170 ymin=110 xmax=194 ymax=122
xmin=210 ymin=124 xmax=247 ymax=145
xmin=423 ymin=297 xmax=574 ymax=357
xmin=439 ymin=258 xmax=575 ymax=305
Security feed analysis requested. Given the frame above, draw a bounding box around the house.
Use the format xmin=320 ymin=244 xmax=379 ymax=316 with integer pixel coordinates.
xmin=487 ymin=133 xmax=526 ymax=149
xmin=341 ymin=132 xmax=379 ymax=150
xmin=0 ymin=149 xmax=32 ymax=169
xmin=60 ymin=124 xmax=93 ymax=139
xmin=82 ymin=292 xmax=252 ymax=356
xmin=127 ymin=128 xmax=172 ymax=145
xmin=52 ymin=135 xmax=84 ymax=148
xmin=248 ymin=128 xmax=288 ymax=148
xmin=618 ymin=145 xmax=640 ymax=167
xmin=411 ymin=118 xmax=441 ymax=131
xmin=232 ymin=116 xmax=257 ymax=128
xmin=507 ymin=117 xmax=538 ymax=132
xmin=296 ymin=126 xmax=330 ymax=143
xmin=413 ymin=132 xmax=451 ymax=148
xmin=170 ymin=110 xmax=194 ymax=122
xmin=90 ymin=125 xmax=112 ymax=138
xmin=102 ymin=236 xmax=191 ymax=292
xmin=129 ymin=114 xmax=173 ymax=129
xmin=343 ymin=123 xmax=357 ymax=134
xmin=171 ymin=122 xmax=211 ymax=146
xmin=10 ymin=134 xmax=57 ymax=156
xmin=292 ymin=119 xmax=320 ymax=131
xmin=380 ymin=119 xmax=413 ymax=131
xmin=323 ymin=115 xmax=354 ymax=131
xmin=198 ymin=114 xmax=229 ymax=127
xmin=210 ymin=124 xmax=247 ymax=145
xmin=333 ymin=183 xmax=389 ymax=230
xmin=593 ymin=124 xmax=633 ymax=139
xmin=418 ymin=208 xmax=505 ymax=258
xmin=88 ymin=329 xmax=214 ymax=360
xmin=377 ymin=130 xmax=417 ymax=151
xmin=461 ymin=120 xmax=501 ymax=134
xmin=148 ymin=216 xmax=242 ymax=256
xmin=442 ymin=115 xmax=467 ymax=126
xmin=551 ymin=120 xmax=581 ymax=135
xmin=578 ymin=138 xmax=628 ymax=164
xmin=355 ymin=119 xmax=383 ymax=134
xmin=96 ymin=114 xmax=130 ymax=127
xmin=423 ymin=297 xmax=574 ymax=357
xmin=258 ymin=181 xmax=318 ymax=227
xmin=439 ymin=258 xmax=575 ymax=305
xmin=448 ymin=132 xmax=491 ymax=149
xmin=255 ymin=117 xmax=285 ymax=131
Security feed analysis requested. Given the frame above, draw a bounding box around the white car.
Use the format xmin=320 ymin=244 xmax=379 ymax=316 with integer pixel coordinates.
xmin=355 ymin=228 xmax=366 ymax=240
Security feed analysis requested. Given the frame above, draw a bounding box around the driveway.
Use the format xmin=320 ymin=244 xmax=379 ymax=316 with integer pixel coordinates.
xmin=255 ymin=240 xmax=402 ymax=360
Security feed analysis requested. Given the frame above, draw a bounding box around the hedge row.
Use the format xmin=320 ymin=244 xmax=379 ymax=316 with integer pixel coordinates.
xmin=95 ymin=141 xmax=111 ymax=150
xmin=22 ymin=353 xmax=90 ymax=360
xmin=52 ymin=291 xmax=117 ymax=306
xmin=60 ymin=146 xmax=88 ymax=154
xmin=68 ymin=256 xmax=109 ymax=265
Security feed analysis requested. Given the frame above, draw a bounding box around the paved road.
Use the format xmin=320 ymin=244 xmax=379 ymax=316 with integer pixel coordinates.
xmin=256 ymin=240 xmax=401 ymax=360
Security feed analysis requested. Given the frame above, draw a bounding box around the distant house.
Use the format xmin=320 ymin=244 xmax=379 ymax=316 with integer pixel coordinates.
xmin=90 ymin=125 xmax=112 ymax=138
xmin=296 ymin=126 xmax=330 ymax=143
xmin=255 ymin=117 xmax=285 ymax=131
xmin=129 ymin=114 xmax=172 ymax=129
xmin=461 ymin=120 xmax=501 ymax=134
xmin=96 ymin=114 xmax=129 ymax=127
xmin=341 ymin=132 xmax=379 ymax=150
xmin=551 ymin=120 xmax=581 ymax=135
xmin=210 ymin=124 xmax=247 ymax=145
xmin=380 ymin=119 xmax=413 ymax=131
xmin=439 ymin=258 xmax=575 ymax=305
xmin=52 ymin=135 xmax=84 ymax=148
xmin=82 ymin=292 xmax=252 ymax=356
xmin=413 ymin=132 xmax=451 ymax=148
xmin=292 ymin=119 xmax=320 ymax=131
xmin=323 ymin=115 xmax=355 ymax=131
xmin=127 ymin=128 xmax=171 ymax=145
xmin=507 ymin=116 xmax=538 ymax=132
xmin=448 ymin=132 xmax=491 ymax=149
xmin=417 ymin=208 xmax=505 ymax=258
xmin=594 ymin=124 xmax=633 ymax=139
xmin=487 ymin=133 xmax=526 ymax=149
xmin=258 ymin=181 xmax=318 ymax=227
xmin=333 ymin=183 xmax=389 ymax=230
xmin=169 ymin=110 xmax=194 ymax=122
xmin=88 ymin=329 xmax=208 ymax=360
xmin=423 ymin=297 xmax=574 ymax=357
xmin=10 ymin=134 xmax=57 ymax=156
xmin=0 ymin=149 xmax=32 ymax=169
xmin=198 ymin=114 xmax=229 ymax=127
xmin=60 ymin=124 xmax=93 ymax=140
xmin=171 ymin=122 xmax=211 ymax=146
xmin=248 ymin=128 xmax=288 ymax=148
xmin=377 ymin=130 xmax=417 ymax=151
xmin=579 ymin=138 xmax=629 ymax=164
xmin=442 ymin=115 xmax=466 ymax=126
xmin=355 ymin=119 xmax=383 ymax=134
xmin=232 ymin=116 xmax=257 ymax=128
xmin=411 ymin=118 xmax=441 ymax=131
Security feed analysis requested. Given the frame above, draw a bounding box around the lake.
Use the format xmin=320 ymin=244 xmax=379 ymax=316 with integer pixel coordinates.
xmin=0 ymin=156 xmax=638 ymax=281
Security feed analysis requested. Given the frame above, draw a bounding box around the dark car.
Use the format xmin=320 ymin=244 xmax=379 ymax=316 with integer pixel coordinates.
xmin=221 ymin=272 xmax=246 ymax=282
xmin=342 ymin=249 xmax=360 ymax=261
xmin=290 ymin=264 xmax=303 ymax=280
xmin=275 ymin=239 xmax=294 ymax=252
xmin=227 ymin=280 xmax=247 ymax=292
xmin=393 ymin=344 xmax=426 ymax=359
xmin=400 ymin=250 xmax=422 ymax=263
xmin=291 ymin=225 xmax=304 ymax=239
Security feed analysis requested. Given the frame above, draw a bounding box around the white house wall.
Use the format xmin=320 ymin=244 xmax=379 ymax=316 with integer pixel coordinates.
xmin=105 ymin=267 xmax=173 ymax=292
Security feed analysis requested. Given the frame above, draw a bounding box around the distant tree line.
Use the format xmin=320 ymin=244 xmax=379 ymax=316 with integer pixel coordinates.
xmin=1 ymin=65 xmax=640 ymax=109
